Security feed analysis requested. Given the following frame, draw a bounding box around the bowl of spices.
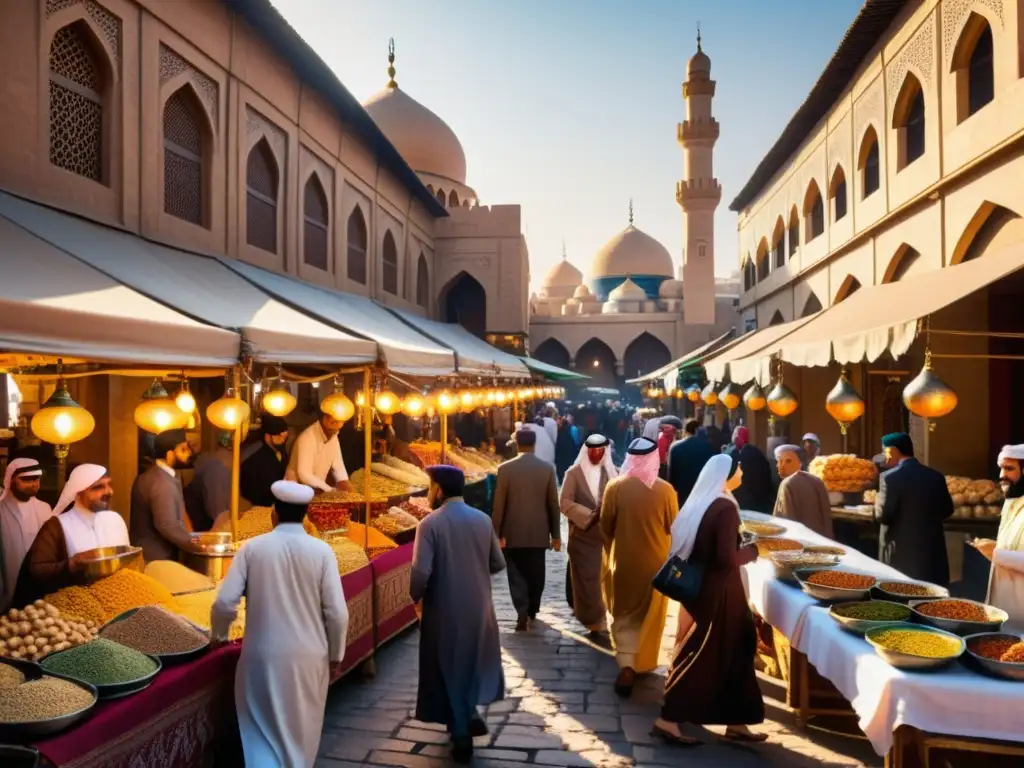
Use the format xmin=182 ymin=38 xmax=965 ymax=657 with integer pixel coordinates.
xmin=803 ymin=544 xmax=846 ymax=556
xmin=0 ymin=657 xmax=98 ymax=739
xmin=909 ymin=598 xmax=1008 ymax=636
xmin=770 ymin=551 xmax=841 ymax=582
xmin=829 ymin=601 xmax=912 ymax=635
xmin=755 ymin=538 xmax=803 ymax=558
xmin=100 ymin=606 xmax=210 ymax=664
xmin=874 ymin=580 xmax=949 ymax=603
xmin=795 ymin=568 xmax=877 ymax=601
xmin=864 ymin=625 xmax=965 ymax=670
xmin=40 ymin=638 xmax=161 ymax=699
xmin=963 ymin=633 xmax=1024 ymax=681
xmin=743 ymin=521 xmax=787 ymax=538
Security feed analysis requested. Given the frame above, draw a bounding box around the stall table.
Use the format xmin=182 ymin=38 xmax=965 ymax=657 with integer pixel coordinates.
xmin=371 ymin=543 xmax=417 ymax=646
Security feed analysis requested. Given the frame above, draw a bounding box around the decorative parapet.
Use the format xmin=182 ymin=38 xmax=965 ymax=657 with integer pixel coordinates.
xmin=676 ymin=179 xmax=722 ymax=207
xmin=677 ymin=118 xmax=720 ymax=143
xmin=682 ymin=78 xmax=716 ymax=98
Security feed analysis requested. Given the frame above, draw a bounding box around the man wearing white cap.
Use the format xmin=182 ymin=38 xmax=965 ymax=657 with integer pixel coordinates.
xmin=0 ymin=459 xmax=54 ymax=611
xmin=800 ymin=433 xmax=821 ymax=470
xmin=772 ymin=444 xmax=833 ymax=538
xmin=213 ymin=480 xmax=348 ymax=768
xmin=972 ymin=445 xmax=1024 ymax=619
xmin=14 ymin=464 xmax=128 ymax=605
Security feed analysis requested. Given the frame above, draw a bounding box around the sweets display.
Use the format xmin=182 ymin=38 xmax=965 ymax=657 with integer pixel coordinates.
xmin=0 ymin=671 xmax=94 ymax=723
xmin=0 ymin=601 xmax=98 ymax=662
xmin=408 ymin=441 xmax=443 ymax=467
xmin=831 ymin=602 xmax=911 ymax=622
xmin=805 ymin=571 xmax=875 ymax=589
xmin=372 ymin=459 xmax=430 ymax=487
xmin=809 ymin=455 xmax=878 ymax=493
xmin=398 ymin=497 xmax=432 ymax=520
xmin=915 ymin=599 xmax=989 ymax=623
xmin=743 ymin=521 xmax=785 ymax=537
xmin=99 ymin=606 xmax=209 ymax=656
xmin=41 ymin=638 xmax=158 ymax=686
xmin=755 ymin=538 xmax=802 ymax=556
xmin=770 ymin=552 xmax=841 ymax=569
xmin=868 ymin=628 xmax=962 ymax=659
xmin=946 ymin=476 xmax=1003 ymax=519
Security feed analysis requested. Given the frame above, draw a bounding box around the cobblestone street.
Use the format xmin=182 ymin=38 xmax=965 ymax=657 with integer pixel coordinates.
xmin=318 ymin=532 xmax=881 ymax=768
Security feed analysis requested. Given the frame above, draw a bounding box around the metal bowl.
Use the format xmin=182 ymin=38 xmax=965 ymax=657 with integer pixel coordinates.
xmin=190 ymin=531 xmax=233 ymax=551
xmin=740 ymin=510 xmax=774 ymax=523
xmin=794 ymin=568 xmax=877 ymax=602
xmin=180 ymin=543 xmax=237 ymax=583
xmin=908 ymin=598 xmax=1008 ymax=636
xmin=77 ymin=545 xmax=143 ymax=582
xmin=40 ymin=645 xmax=162 ymax=700
xmin=99 ymin=607 xmax=210 ymax=666
xmin=0 ymin=657 xmax=98 ymax=739
xmin=873 ymin=580 xmax=950 ymax=603
xmin=828 ymin=600 xmax=913 ymax=635
xmin=864 ymin=624 xmax=966 ymax=670
xmin=963 ymin=632 xmax=1024 ymax=681
xmin=771 ymin=551 xmax=841 ymax=582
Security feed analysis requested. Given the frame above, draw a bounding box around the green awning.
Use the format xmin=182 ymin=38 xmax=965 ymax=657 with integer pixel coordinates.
xmin=520 ymin=356 xmax=589 ymax=381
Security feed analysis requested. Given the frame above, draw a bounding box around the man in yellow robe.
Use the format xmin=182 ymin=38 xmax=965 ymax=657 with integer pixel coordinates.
xmin=600 ymin=437 xmax=678 ymax=697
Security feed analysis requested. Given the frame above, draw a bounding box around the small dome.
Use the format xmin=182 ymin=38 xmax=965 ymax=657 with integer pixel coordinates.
xmin=688 ymin=50 xmax=710 ymax=77
xmin=573 ymin=284 xmax=592 ymax=299
xmin=590 ymin=225 xmax=674 ymax=280
xmin=659 ymin=278 xmax=684 ymax=299
xmin=542 ymin=259 xmax=583 ymax=290
xmin=608 ymin=277 xmax=647 ymax=302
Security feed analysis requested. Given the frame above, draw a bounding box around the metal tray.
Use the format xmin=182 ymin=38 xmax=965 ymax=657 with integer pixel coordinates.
xmin=0 ymin=657 xmax=98 ymax=740
xmin=40 ymin=645 xmax=162 ymax=699
xmin=828 ymin=600 xmax=912 ymax=635
xmin=864 ymin=624 xmax=965 ymax=670
xmin=794 ymin=567 xmax=877 ymax=602
xmin=99 ymin=607 xmax=210 ymax=666
xmin=962 ymin=632 xmax=1024 ymax=681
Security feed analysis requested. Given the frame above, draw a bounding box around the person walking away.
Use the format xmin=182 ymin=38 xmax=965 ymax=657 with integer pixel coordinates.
xmin=657 ymin=416 xmax=683 ymax=479
xmin=239 ymin=413 xmax=290 ymax=509
xmin=130 ymin=429 xmax=198 ymax=562
xmin=726 ymin=427 xmax=775 ymax=514
xmin=654 ymin=453 xmax=766 ymax=746
xmin=772 ymin=444 xmax=834 ymax=538
xmin=184 ymin=432 xmax=233 ymax=533
xmin=519 ymin=420 xmax=556 ymax=468
xmin=874 ymin=432 xmax=954 ymax=586
xmin=0 ymin=459 xmax=53 ymax=612
xmin=971 ymin=445 xmax=1024 ymax=619
xmin=801 ymin=433 xmax=821 ymax=470
xmin=411 ymin=465 xmax=505 ymax=764
xmin=212 ymin=481 xmax=348 ymax=768
xmin=560 ymin=433 xmax=617 ymax=633
xmin=600 ymin=437 xmax=677 ymax=696
xmin=555 ymin=416 xmax=578 ymax=484
xmin=667 ymin=420 xmax=715 ymax=506
xmin=491 ymin=429 xmax=561 ymax=631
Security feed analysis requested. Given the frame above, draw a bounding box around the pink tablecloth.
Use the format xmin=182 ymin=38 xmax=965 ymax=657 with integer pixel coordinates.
xmin=336 ymin=563 xmax=374 ymax=678
xmin=371 ymin=542 xmax=418 ymax=645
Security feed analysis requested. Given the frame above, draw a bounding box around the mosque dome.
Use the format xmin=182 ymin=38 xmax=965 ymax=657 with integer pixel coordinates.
xmin=607 ymin=277 xmax=647 ymax=302
xmin=659 ymin=278 xmax=684 ymax=299
xmin=589 ymin=205 xmax=674 ymax=300
xmin=542 ymin=258 xmax=584 ymax=292
xmin=573 ymin=284 xmax=593 ymax=299
xmin=687 ymin=33 xmax=710 ymax=78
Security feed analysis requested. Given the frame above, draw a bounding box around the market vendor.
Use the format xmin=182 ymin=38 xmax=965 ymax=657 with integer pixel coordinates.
xmin=13 ymin=464 xmax=129 ymax=604
xmin=183 ymin=431 xmax=232 ymax=532
xmin=772 ymin=444 xmax=833 ymax=538
xmin=289 ymin=412 xmax=353 ymax=493
xmin=239 ymin=413 xmax=290 ymax=508
xmin=130 ymin=429 xmax=199 ymax=562
xmin=1 ymin=459 xmax=54 ymax=611
xmin=973 ymin=444 xmax=1024 ymax=618
xmin=801 ymin=433 xmax=821 ymax=469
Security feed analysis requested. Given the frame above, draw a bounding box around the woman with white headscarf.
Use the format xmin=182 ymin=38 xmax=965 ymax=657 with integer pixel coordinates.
xmin=559 ymin=434 xmax=617 ymax=632
xmin=652 ymin=453 xmax=766 ymax=746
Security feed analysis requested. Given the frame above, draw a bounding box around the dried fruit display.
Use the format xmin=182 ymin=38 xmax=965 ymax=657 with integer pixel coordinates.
xmin=329 ymin=539 xmax=370 ymax=576
xmin=809 ymin=455 xmax=878 ymax=493
xmin=947 ymin=476 xmax=1004 ymax=519
xmin=0 ymin=601 xmax=98 ymax=662
xmin=408 ymin=441 xmax=443 ymax=467
xmin=349 ymin=469 xmax=417 ymax=499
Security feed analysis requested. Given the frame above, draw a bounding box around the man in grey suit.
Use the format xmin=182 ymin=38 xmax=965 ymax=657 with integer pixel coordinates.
xmin=130 ymin=428 xmax=198 ymax=562
xmin=492 ymin=429 xmax=561 ymax=631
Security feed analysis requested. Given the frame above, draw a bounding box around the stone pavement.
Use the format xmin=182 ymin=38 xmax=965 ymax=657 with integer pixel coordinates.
xmin=318 ymin=534 xmax=882 ymax=768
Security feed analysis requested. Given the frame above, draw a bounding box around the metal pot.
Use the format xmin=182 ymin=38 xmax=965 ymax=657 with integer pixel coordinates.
xmin=180 ymin=542 xmax=237 ymax=582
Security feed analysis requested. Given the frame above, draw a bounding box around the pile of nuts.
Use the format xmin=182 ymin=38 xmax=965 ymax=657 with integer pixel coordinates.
xmin=0 ymin=600 xmax=98 ymax=662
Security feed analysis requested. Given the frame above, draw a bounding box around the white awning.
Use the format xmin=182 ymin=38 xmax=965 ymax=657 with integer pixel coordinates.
xmin=223 ymin=260 xmax=456 ymax=377
xmin=0 ymin=192 xmax=375 ymax=366
xmin=0 ymin=216 xmax=239 ymax=367
xmin=703 ymin=315 xmax=820 ymax=385
xmin=385 ymin=308 xmax=530 ymax=378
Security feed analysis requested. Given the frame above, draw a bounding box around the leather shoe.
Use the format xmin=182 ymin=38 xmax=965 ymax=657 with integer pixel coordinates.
xmin=451 ymin=737 xmax=473 ymax=764
xmin=614 ymin=667 xmax=636 ymax=697
xmin=515 ymin=616 xmax=529 ymax=632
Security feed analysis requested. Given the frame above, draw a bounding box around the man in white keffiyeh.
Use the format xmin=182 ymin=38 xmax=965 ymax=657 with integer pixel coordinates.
xmin=0 ymin=459 xmax=53 ymax=611
xmin=974 ymin=445 xmax=1024 ymax=620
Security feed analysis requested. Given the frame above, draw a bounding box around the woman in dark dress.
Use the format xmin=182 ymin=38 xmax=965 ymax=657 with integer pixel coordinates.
xmin=653 ymin=453 xmax=766 ymax=745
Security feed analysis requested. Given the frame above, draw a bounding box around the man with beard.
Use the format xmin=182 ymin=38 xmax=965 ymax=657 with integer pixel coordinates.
xmin=0 ymin=459 xmax=53 ymax=611
xmin=411 ymin=465 xmax=505 ymax=763
xmin=972 ymin=445 xmax=1024 ymax=619
xmin=130 ymin=428 xmax=199 ymax=562
xmin=184 ymin=431 xmax=233 ymax=532
xmin=239 ymin=413 xmax=290 ymax=509
xmin=14 ymin=464 xmax=128 ymax=603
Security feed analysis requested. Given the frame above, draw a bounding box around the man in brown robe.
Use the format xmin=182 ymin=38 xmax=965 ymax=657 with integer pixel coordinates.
xmin=772 ymin=444 xmax=834 ymax=538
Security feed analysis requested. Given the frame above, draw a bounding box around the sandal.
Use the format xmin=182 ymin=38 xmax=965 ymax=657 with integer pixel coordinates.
xmin=721 ymin=728 xmax=768 ymax=743
xmin=650 ymin=724 xmax=702 ymax=746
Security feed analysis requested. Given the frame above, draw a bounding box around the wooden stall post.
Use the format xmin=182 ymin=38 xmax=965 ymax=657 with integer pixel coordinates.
xmin=440 ymin=411 xmax=448 ymax=463
xmin=362 ymin=365 xmax=377 ymax=677
xmin=230 ymin=366 xmax=241 ymax=543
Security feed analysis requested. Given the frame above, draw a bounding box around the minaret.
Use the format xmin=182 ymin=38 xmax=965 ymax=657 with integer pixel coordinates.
xmin=676 ymin=28 xmax=721 ymax=325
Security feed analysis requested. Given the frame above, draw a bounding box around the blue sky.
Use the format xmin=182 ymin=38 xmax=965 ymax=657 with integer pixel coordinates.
xmin=271 ymin=0 xmax=862 ymax=289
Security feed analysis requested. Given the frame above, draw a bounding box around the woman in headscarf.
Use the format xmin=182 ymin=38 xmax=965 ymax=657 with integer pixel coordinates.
xmin=652 ymin=454 xmax=765 ymax=746
xmin=559 ymin=434 xmax=617 ymax=632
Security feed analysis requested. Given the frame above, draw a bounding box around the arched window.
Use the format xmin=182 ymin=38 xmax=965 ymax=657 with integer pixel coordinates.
xmin=382 ymin=230 xmax=398 ymax=295
xmin=346 ymin=207 xmax=368 ymax=285
xmin=893 ymin=75 xmax=925 ymax=169
xmin=416 ymin=253 xmax=430 ymax=308
xmin=303 ymin=174 xmax=329 ymax=271
xmin=834 ymin=275 xmax=862 ymax=304
xmin=743 ymin=257 xmax=756 ymax=292
xmin=830 ymin=166 xmax=847 ymax=222
xmin=772 ymin=218 xmax=785 ymax=269
xmin=449 ymin=190 xmax=460 ymax=207
xmin=953 ymin=16 xmax=994 ymax=121
xmin=245 ymin=139 xmax=279 ymax=253
xmin=801 ymin=292 xmax=823 ymax=317
xmin=756 ymin=239 xmax=770 ymax=282
xmin=436 ymin=188 xmax=446 ymax=206
xmin=787 ymin=207 xmax=799 ymax=258
xmin=48 ymin=23 xmax=106 ymax=183
xmin=859 ymin=127 xmax=880 ymax=199
xmin=162 ymin=87 xmax=205 ymax=226
xmin=804 ymin=181 xmax=824 ymax=241
xmin=768 ymin=310 xmax=785 ymax=326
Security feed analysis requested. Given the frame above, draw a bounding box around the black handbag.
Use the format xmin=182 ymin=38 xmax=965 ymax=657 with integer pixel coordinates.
xmin=652 ymin=554 xmax=704 ymax=601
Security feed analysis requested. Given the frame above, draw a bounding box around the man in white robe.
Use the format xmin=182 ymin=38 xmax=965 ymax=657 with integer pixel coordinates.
xmin=212 ymin=480 xmax=348 ymax=768
xmin=1 ymin=459 xmax=54 ymax=611
xmin=518 ymin=421 xmax=556 ymax=467
xmin=973 ymin=445 xmax=1024 ymax=620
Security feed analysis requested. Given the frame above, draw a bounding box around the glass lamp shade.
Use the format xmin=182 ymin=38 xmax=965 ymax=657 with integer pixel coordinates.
xmin=673 ymin=388 xmax=684 ymax=399
xmin=686 ymin=385 xmax=701 ymax=402
xmin=517 ymin=388 xmax=534 ymax=401
xmin=458 ymin=390 xmax=476 ymax=413
xmin=719 ymin=383 xmax=741 ymax=411
xmin=321 ymin=392 xmax=355 ymax=422
xmin=174 ymin=386 xmax=196 ymax=415
xmin=494 ymin=389 xmax=508 ymax=406
xmin=374 ymin=389 xmax=401 ymax=415
xmin=206 ymin=396 xmax=251 ymax=431
xmin=743 ymin=383 xmax=767 ymax=411
xmin=701 ymin=382 xmax=719 ymax=406
xmin=262 ymin=384 xmax=297 ymax=417
xmin=436 ymin=390 xmax=458 ymax=415
xmin=766 ymin=382 xmax=799 ymax=418
xmin=825 ymin=375 xmax=865 ymax=425
xmin=401 ymin=393 xmax=425 ymax=418
xmin=31 ymin=386 xmax=95 ymax=445
xmin=903 ymin=363 xmax=958 ymax=419
xmin=135 ymin=381 xmax=189 ymax=434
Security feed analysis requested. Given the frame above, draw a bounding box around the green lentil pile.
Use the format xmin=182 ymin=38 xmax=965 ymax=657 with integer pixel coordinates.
xmin=100 ymin=606 xmax=208 ymax=655
xmin=40 ymin=638 xmax=158 ymax=686
xmin=833 ymin=602 xmax=911 ymax=621
xmin=0 ymin=675 xmax=94 ymax=723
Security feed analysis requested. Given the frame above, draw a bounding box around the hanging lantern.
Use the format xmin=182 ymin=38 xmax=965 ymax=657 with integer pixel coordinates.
xmin=701 ymin=382 xmax=719 ymax=406
xmin=517 ymin=387 xmax=533 ymax=401
xmin=673 ymin=388 xmax=684 ymax=399
xmin=685 ymin=384 xmax=701 ymax=402
xmin=31 ymin=378 xmax=95 ymax=447
xmin=719 ymin=383 xmax=741 ymax=411
xmin=401 ymin=392 xmax=426 ymax=418
xmin=825 ymin=372 xmax=865 ymax=433
xmin=321 ymin=391 xmax=355 ymax=423
xmin=207 ymin=392 xmax=251 ymax=431
xmin=135 ymin=380 xmax=189 ymax=434
xmin=743 ymin=383 xmax=767 ymax=411
xmin=495 ymin=389 xmax=508 ymax=406
xmin=472 ymin=390 xmax=485 ymax=407
xmin=436 ymin=389 xmax=458 ymax=415
xmin=374 ymin=389 xmax=401 ymax=415
xmin=262 ymin=378 xmax=297 ymax=417
xmin=766 ymin=382 xmax=799 ymax=418
xmin=903 ymin=351 xmax=957 ymax=419
xmin=174 ymin=381 xmax=196 ymax=415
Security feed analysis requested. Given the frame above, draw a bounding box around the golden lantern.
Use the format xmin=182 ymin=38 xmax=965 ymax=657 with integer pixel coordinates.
xmin=206 ymin=392 xmax=251 ymax=431
xmin=262 ymin=379 xmax=297 ymax=417
xmin=401 ymin=392 xmax=426 ymax=418
xmin=374 ymin=389 xmax=401 ymax=415
xmin=457 ymin=390 xmax=475 ymax=412
xmin=701 ymin=382 xmax=719 ymax=406
xmin=825 ymin=372 xmax=865 ymax=433
xmin=743 ymin=383 xmax=767 ymax=411
xmin=903 ymin=351 xmax=958 ymax=419
xmin=673 ymin=388 xmax=684 ymax=399
xmin=495 ymin=389 xmax=508 ymax=406
xmin=767 ymin=382 xmax=799 ymax=418
xmin=485 ymin=388 xmax=498 ymax=406
xmin=436 ymin=389 xmax=458 ymax=415
xmin=31 ymin=380 xmax=95 ymax=449
xmin=135 ymin=380 xmax=190 ymax=434
xmin=174 ymin=381 xmax=196 ymax=415
xmin=321 ymin=391 xmax=355 ymax=422
xmin=517 ymin=387 xmax=533 ymax=401
xmin=472 ymin=390 xmax=485 ymax=407
xmin=685 ymin=384 xmax=701 ymax=402
xmin=719 ymin=383 xmax=741 ymax=411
